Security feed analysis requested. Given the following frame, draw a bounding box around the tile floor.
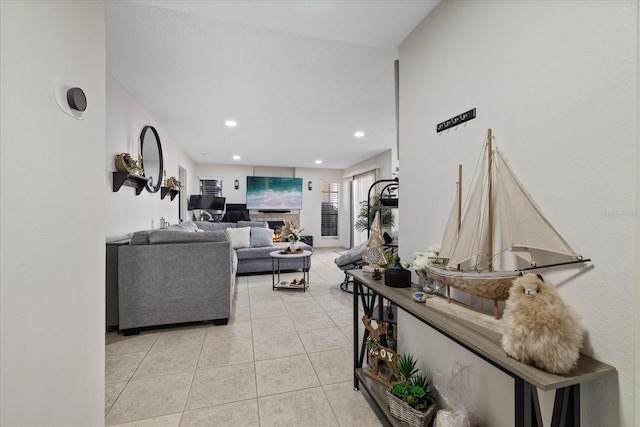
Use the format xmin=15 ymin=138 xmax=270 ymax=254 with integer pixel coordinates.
xmin=105 ymin=248 xmax=383 ymax=426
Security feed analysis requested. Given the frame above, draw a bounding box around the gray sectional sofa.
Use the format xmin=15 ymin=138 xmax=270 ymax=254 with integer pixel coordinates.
xmin=191 ymin=221 xmax=312 ymax=274
xmin=117 ymin=220 xmax=312 ymax=334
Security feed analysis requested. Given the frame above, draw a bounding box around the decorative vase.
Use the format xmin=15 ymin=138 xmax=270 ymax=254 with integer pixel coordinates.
xmin=416 ymin=269 xmax=443 ymax=296
xmin=288 ymin=240 xmax=300 ymax=252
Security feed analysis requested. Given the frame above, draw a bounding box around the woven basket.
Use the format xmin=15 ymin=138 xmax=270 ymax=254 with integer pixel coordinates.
xmin=166 ymin=176 xmax=180 ymax=189
xmin=115 ymin=154 xmax=136 ymax=173
xmin=386 ymin=390 xmax=436 ymax=427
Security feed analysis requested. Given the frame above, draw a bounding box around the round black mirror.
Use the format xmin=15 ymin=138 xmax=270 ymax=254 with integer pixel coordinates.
xmin=140 ymin=125 xmax=163 ymax=193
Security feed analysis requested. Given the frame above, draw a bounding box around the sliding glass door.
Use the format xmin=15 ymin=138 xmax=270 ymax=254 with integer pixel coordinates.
xmin=351 ymin=170 xmax=376 ymax=247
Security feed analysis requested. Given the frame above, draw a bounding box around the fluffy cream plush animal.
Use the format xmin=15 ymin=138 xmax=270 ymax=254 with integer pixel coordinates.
xmin=501 ymin=273 xmax=583 ymax=375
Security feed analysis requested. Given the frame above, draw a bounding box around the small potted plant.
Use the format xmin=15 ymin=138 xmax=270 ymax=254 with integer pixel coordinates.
xmin=115 ymin=153 xmax=143 ymax=175
xmin=166 ymin=176 xmax=182 ymax=190
xmin=387 ymin=353 xmax=437 ymax=427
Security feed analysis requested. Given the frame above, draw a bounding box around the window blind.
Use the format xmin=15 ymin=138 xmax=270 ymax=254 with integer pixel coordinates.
xmin=321 ymin=182 xmax=339 ymax=237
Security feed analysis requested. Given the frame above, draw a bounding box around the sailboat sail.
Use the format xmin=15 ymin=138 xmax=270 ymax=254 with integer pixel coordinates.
xmin=438 ymin=186 xmax=460 ymax=261
xmin=493 ymin=150 xmax=578 ymax=263
xmin=445 ymin=160 xmax=488 ymax=269
xmin=440 ymin=144 xmax=579 ymax=271
xmin=426 ymin=129 xmax=588 ymax=319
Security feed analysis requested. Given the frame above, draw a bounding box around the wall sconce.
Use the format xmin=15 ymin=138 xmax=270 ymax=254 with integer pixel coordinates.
xmin=234 ymin=179 xmax=239 ymax=190
xmin=308 ymin=181 xmax=313 ymax=191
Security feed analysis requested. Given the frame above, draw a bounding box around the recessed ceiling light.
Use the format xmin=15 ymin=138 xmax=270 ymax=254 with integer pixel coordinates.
xmin=354 ymin=131 xmax=365 ymax=138
xmin=315 ymin=160 xmax=322 ymax=164
xmin=225 ymin=120 xmax=237 ymax=127
xmin=232 ymin=155 xmax=241 ymax=160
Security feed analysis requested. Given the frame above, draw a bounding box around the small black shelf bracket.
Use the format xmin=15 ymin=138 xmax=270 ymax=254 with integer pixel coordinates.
xmin=112 ymin=171 xmax=150 ymax=195
xmin=160 ymin=186 xmax=180 ymax=201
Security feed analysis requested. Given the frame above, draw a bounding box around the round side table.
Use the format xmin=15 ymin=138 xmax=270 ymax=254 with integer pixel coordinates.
xmin=270 ymin=249 xmax=312 ymax=291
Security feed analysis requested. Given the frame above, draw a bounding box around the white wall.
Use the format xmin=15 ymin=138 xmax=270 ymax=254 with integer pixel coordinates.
xmin=106 ymin=75 xmax=196 ymax=239
xmin=343 ymin=149 xmax=395 ymax=181
xmin=0 ymin=1 xmax=105 ymax=425
xmin=195 ymin=163 xmax=348 ymax=248
xmin=398 ymin=1 xmax=638 ymax=426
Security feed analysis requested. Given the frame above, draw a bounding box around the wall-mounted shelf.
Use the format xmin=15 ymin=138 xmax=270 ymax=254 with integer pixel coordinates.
xmin=112 ymin=171 xmax=149 ymax=195
xmin=160 ymin=186 xmax=180 ymax=201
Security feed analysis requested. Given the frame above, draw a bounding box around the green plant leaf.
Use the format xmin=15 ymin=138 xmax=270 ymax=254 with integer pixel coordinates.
xmin=397 ymin=353 xmax=419 ymax=382
xmin=354 ymin=194 xmax=396 ymax=232
xmin=390 ymin=381 xmax=409 ymax=398
xmin=409 ymin=385 xmax=426 ymax=399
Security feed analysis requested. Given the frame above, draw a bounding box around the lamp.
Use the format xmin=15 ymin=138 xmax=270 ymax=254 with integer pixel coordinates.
xmin=308 ymin=181 xmax=312 ymax=191
xmin=234 ymin=179 xmax=239 ymax=190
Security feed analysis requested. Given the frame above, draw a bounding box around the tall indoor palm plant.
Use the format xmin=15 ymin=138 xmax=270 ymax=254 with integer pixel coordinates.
xmin=355 ymin=194 xmax=395 ymax=232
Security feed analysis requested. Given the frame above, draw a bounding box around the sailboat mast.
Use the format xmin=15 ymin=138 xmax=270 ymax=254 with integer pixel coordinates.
xmin=487 ymin=128 xmax=494 ymax=272
xmin=457 ymin=164 xmax=462 ymax=232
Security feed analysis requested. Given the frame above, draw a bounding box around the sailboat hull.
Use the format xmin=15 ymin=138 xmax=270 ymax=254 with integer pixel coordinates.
xmin=425 ymin=265 xmax=518 ymax=301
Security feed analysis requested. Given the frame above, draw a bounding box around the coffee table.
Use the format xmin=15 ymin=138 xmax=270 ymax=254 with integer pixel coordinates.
xmin=270 ymin=249 xmax=312 ymax=291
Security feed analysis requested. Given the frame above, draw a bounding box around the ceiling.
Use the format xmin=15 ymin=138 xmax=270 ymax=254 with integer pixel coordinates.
xmin=106 ymin=1 xmax=439 ymax=169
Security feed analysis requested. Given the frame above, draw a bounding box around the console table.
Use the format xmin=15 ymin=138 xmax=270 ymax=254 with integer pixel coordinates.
xmin=349 ymin=270 xmax=616 ymax=427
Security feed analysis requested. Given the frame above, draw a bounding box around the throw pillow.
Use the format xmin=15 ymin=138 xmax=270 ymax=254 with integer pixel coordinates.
xmin=250 ymin=227 xmax=274 ymax=247
xmin=225 ymin=226 xmax=251 ymax=249
xmin=180 ymin=222 xmax=200 ymax=232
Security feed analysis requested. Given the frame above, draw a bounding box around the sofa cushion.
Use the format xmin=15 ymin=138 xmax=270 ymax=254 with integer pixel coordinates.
xmin=168 ymin=222 xmax=201 ymax=232
xmin=237 ymin=221 xmax=268 ymax=229
xmin=195 ymin=221 xmax=237 ymax=232
xmin=235 ymin=246 xmax=278 ymax=260
xmin=225 ymin=227 xmax=251 ymax=249
xmin=180 ymin=222 xmax=201 ymax=232
xmin=250 ymin=227 xmax=274 ymax=248
xmin=130 ymin=230 xmax=152 ymax=245
xmin=148 ymin=230 xmax=228 ymax=244
xmin=235 ymin=242 xmax=312 ymax=260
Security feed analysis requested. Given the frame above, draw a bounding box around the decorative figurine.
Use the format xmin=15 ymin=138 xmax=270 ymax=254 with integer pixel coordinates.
xmin=501 ymin=273 xmax=583 ymax=374
xmin=362 ymin=211 xmax=386 ymax=273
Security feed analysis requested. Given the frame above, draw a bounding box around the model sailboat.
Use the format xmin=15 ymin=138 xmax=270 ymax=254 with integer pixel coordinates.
xmin=426 ymin=129 xmax=589 ymax=319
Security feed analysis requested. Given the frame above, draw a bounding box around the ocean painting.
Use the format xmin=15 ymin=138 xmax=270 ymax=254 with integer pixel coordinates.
xmin=246 ymin=177 xmax=303 ymax=210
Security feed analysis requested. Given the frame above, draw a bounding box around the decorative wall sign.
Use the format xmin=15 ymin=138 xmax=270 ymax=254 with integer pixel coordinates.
xmin=437 ymin=108 xmax=476 ymax=133
xmin=362 ymin=316 xmax=399 ymax=387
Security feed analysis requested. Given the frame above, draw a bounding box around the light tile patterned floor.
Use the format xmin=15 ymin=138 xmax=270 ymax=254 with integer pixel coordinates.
xmin=105 ymin=248 xmax=383 ymax=426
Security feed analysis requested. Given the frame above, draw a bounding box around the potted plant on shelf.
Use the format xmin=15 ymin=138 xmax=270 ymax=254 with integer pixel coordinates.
xmin=115 ymin=153 xmax=143 ymax=175
xmin=387 ymin=353 xmax=437 ymax=427
xmin=166 ymin=176 xmax=182 ymax=190
xmin=355 ymin=194 xmax=395 ymax=233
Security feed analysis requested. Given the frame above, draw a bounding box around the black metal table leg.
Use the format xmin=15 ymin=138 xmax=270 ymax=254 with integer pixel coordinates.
xmin=515 ymin=378 xmax=543 ymax=427
xmin=353 ymin=278 xmax=360 ymax=390
xmin=551 ymin=385 xmax=580 ymax=427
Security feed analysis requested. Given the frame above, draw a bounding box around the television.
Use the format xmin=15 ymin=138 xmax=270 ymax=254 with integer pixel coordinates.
xmin=246 ymin=176 xmax=303 ymax=210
